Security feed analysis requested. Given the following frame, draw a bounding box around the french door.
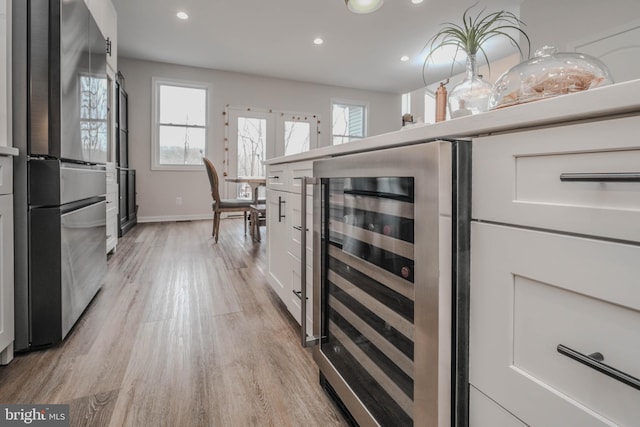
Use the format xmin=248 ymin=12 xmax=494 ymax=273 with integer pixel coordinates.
xmin=227 ymin=109 xmax=274 ymax=199
xmin=226 ymin=107 xmax=318 ymax=199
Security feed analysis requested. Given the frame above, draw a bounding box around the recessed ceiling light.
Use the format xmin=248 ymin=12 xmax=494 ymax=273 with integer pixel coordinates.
xmin=411 ymin=0 xmax=424 ymax=4
xmin=176 ymin=11 xmax=189 ymax=20
xmin=313 ymin=38 xmax=324 ymax=45
xmin=400 ymin=55 xmax=410 ymax=62
xmin=345 ymin=0 xmax=384 ymax=14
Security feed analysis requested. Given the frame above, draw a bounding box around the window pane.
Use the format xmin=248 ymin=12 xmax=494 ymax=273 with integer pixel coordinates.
xmin=332 ymin=103 xmax=365 ymax=145
xmin=348 ymin=106 xmax=364 ymax=137
xmin=159 ymin=125 xmax=206 ymax=165
xmin=160 ymin=85 xmax=206 ymax=126
xmin=284 ymin=121 xmax=310 ymax=156
xmin=80 ymin=75 xmax=108 ymax=162
xmin=237 ymin=118 xmax=266 ymax=177
xmin=333 ymin=104 xmax=348 ymax=137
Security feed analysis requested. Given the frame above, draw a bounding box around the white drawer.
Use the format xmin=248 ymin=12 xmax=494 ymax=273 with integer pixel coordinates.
xmin=106 ymin=208 xmax=118 ymax=239
xmin=470 ymin=386 xmax=526 ymax=427
xmin=288 ymin=251 xmax=313 ymax=337
xmin=289 ymin=160 xmax=314 ymax=195
xmin=266 ymin=164 xmax=288 ymax=191
xmin=473 ymin=115 xmax=640 ymax=242
xmin=470 ymin=222 xmax=640 ymax=426
xmin=0 ymin=156 xmax=13 ymax=196
xmin=287 ymin=192 xmax=313 ymax=266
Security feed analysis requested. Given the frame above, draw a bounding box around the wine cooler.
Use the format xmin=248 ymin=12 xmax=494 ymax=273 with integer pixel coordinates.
xmin=311 ymin=141 xmax=471 ymax=427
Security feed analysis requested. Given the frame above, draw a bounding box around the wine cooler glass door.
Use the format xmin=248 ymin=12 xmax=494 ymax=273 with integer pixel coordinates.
xmin=321 ymin=176 xmax=416 ymax=426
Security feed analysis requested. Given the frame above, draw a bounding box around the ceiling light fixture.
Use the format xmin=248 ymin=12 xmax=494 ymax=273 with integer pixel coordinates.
xmin=400 ymin=55 xmax=410 ymax=62
xmin=313 ymin=37 xmax=324 ymax=45
xmin=411 ymin=0 xmax=424 ymax=4
xmin=176 ymin=11 xmax=189 ymax=20
xmin=345 ymin=0 xmax=384 ymax=14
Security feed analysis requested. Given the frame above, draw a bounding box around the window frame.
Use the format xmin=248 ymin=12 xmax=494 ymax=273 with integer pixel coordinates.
xmin=330 ymin=98 xmax=368 ymax=145
xmin=151 ymin=77 xmax=211 ymax=171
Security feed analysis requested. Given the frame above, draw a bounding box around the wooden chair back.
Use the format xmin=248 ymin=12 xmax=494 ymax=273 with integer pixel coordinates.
xmin=203 ymin=157 xmax=221 ymax=206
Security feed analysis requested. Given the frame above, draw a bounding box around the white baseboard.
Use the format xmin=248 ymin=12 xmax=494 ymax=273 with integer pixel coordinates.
xmin=137 ymin=213 xmax=247 ymax=223
xmin=138 ymin=214 xmax=212 ymax=223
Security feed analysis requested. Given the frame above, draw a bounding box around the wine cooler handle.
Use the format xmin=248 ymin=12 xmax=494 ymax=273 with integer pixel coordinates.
xmin=299 ymin=176 xmax=321 ymax=348
xmin=557 ymin=344 xmax=640 ymax=391
xmin=278 ymin=196 xmax=286 ymax=222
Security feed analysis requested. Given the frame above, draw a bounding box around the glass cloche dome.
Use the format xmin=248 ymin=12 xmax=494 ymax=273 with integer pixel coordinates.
xmin=489 ymin=46 xmax=613 ymax=110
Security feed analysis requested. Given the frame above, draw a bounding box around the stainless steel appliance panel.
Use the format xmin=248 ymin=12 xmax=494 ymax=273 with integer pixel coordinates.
xmin=313 ymin=143 xmax=442 ymax=427
xmin=60 ymin=200 xmax=106 ymax=338
xmin=28 ymin=0 xmax=54 ymax=156
xmin=13 ymin=0 xmax=109 ymax=352
xmin=29 ymin=160 xmax=106 ymax=207
xmin=60 ymin=0 xmax=90 ymax=162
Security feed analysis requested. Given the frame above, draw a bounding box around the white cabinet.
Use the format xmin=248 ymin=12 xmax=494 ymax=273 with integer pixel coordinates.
xmin=266 ymin=188 xmax=290 ymax=303
xmin=106 ymin=162 xmax=118 ymax=253
xmin=471 ymin=223 xmax=640 ymax=426
xmin=0 ymin=0 xmax=9 ymax=149
xmin=0 ymin=156 xmax=13 ymax=364
xmin=470 ymin=113 xmax=640 ymax=426
xmin=266 ymin=160 xmax=317 ymax=334
xmin=85 ymin=0 xmax=117 ymax=73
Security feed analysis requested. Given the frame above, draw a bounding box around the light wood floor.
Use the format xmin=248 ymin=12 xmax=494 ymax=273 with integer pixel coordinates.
xmin=0 ymin=219 xmax=348 ymax=427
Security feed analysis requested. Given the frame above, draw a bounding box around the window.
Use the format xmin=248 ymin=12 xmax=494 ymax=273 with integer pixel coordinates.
xmin=401 ymin=92 xmax=411 ymax=116
xmin=152 ymin=78 xmax=210 ymax=169
xmin=80 ymin=75 xmax=108 ymax=163
xmin=332 ymin=100 xmax=367 ymax=145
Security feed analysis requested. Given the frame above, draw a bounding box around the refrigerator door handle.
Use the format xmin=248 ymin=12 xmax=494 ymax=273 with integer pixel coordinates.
xmin=299 ymin=176 xmax=322 ymax=348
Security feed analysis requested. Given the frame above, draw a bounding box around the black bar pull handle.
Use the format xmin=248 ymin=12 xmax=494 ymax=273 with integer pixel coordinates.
xmin=278 ymin=196 xmax=286 ymax=222
xmin=560 ymin=172 xmax=640 ymax=182
xmin=557 ymin=344 xmax=640 ymax=391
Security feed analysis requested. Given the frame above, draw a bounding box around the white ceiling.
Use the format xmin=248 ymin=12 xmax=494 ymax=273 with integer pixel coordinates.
xmin=112 ymin=0 xmax=524 ymax=94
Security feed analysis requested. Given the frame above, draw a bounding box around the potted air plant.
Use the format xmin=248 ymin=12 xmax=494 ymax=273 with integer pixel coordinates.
xmin=423 ymin=3 xmax=530 ymax=118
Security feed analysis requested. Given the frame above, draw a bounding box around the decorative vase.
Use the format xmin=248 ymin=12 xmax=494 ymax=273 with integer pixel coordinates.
xmin=448 ymin=54 xmax=493 ymax=118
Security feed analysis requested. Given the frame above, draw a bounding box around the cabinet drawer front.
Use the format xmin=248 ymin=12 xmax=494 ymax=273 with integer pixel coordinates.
xmin=470 ymin=222 xmax=640 ymax=426
xmin=0 ymin=156 xmax=12 ymax=196
xmin=287 ymin=192 xmax=312 ymax=265
xmin=266 ymin=164 xmax=288 ymax=190
xmin=473 ymin=115 xmax=640 ymax=242
xmin=289 ymin=160 xmax=314 ymax=195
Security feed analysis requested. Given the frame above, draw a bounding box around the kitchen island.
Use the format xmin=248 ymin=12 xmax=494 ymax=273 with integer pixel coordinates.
xmin=264 ymin=79 xmax=640 ymax=427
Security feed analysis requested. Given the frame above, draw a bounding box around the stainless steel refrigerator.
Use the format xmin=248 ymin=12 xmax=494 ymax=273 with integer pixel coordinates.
xmin=12 ymin=0 xmax=108 ymax=351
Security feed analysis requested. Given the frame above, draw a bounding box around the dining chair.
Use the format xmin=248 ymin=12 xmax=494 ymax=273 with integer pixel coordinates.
xmin=203 ymin=157 xmax=253 ymax=243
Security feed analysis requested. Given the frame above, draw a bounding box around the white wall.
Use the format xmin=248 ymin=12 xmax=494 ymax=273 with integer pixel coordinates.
xmin=520 ymin=0 xmax=640 ymax=52
xmin=0 ymin=0 xmax=9 ymax=148
xmin=118 ymin=57 xmax=400 ymax=222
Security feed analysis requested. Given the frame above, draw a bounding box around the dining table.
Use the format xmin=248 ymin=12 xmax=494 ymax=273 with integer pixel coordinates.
xmin=224 ymin=176 xmax=266 ymax=204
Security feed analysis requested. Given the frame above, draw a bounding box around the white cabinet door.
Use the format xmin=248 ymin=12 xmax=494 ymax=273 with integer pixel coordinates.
xmin=0 ymin=194 xmax=13 ymax=364
xmin=266 ymin=190 xmax=290 ymax=303
xmin=86 ymin=0 xmax=117 ymax=72
xmin=470 ymin=222 xmax=640 ymax=427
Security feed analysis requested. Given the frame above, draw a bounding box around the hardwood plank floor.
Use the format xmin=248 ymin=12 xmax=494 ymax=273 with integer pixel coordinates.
xmin=0 ymin=219 xmax=348 ymax=427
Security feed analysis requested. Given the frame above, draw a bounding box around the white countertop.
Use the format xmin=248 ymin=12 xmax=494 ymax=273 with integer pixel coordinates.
xmin=0 ymin=146 xmax=18 ymax=157
xmin=265 ymin=79 xmax=640 ymax=165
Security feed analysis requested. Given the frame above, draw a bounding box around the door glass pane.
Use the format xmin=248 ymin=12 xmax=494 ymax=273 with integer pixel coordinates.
xmin=158 ymin=125 xmax=205 ymax=165
xmin=284 ymin=121 xmax=310 ymax=156
xmin=237 ymin=117 xmax=267 ymax=198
